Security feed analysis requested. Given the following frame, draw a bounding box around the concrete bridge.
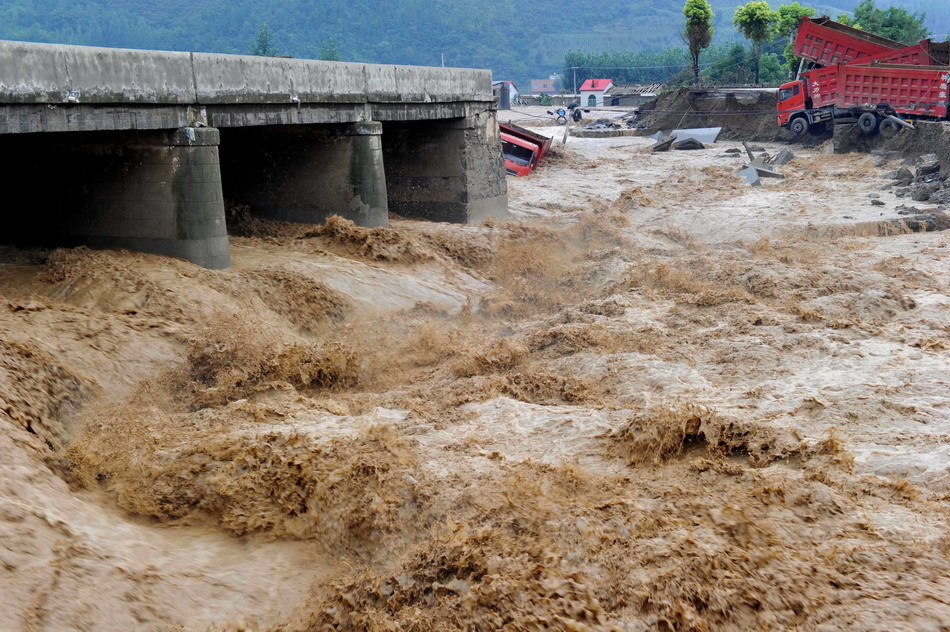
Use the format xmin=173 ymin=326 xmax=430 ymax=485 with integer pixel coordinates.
xmin=0 ymin=41 xmax=508 ymax=268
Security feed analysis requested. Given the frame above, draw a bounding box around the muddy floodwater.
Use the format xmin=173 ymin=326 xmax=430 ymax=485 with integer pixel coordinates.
xmin=0 ymin=133 xmax=948 ymax=631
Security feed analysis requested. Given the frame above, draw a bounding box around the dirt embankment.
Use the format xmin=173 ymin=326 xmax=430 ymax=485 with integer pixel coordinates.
xmin=835 ymin=119 xmax=950 ymax=173
xmin=1 ymin=133 xmax=949 ymax=631
xmin=638 ymin=87 xmax=796 ymax=142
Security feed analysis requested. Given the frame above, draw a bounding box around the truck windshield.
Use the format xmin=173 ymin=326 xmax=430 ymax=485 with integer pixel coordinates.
xmin=779 ymin=88 xmax=792 ymax=102
xmin=502 ymin=140 xmax=535 ymax=166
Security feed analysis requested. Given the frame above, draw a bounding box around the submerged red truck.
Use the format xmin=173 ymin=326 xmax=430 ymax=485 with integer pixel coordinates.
xmin=499 ymin=123 xmax=553 ymax=176
xmin=777 ymin=16 xmax=950 ymax=136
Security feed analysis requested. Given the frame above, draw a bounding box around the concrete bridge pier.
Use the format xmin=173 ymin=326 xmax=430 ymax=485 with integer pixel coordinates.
xmin=219 ymin=121 xmax=389 ymax=227
xmin=4 ymin=126 xmax=231 ymax=269
xmin=382 ymin=108 xmax=507 ymax=224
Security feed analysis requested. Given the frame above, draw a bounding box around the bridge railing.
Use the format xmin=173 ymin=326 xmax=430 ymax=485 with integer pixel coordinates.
xmin=0 ymin=40 xmax=494 ymax=106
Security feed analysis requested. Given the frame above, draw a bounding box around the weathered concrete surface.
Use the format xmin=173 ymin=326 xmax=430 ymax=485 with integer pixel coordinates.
xmin=220 ymin=122 xmax=388 ymax=228
xmin=0 ymin=40 xmax=491 ymax=106
xmin=0 ymin=41 xmax=195 ymax=104
xmin=383 ymin=110 xmax=507 ymax=224
xmin=3 ymin=127 xmax=230 ymax=269
xmin=0 ymin=41 xmax=495 ymax=134
xmin=191 ymin=54 xmax=490 ymax=105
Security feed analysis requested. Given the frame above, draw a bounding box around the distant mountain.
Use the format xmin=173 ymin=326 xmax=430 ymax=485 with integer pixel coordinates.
xmin=0 ymin=1 xmax=946 ymax=84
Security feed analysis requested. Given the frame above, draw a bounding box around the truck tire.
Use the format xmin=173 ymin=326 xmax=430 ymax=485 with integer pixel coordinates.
xmin=879 ymin=118 xmax=901 ymax=138
xmin=790 ymin=117 xmax=809 ymax=137
xmin=857 ymin=112 xmax=879 ymax=135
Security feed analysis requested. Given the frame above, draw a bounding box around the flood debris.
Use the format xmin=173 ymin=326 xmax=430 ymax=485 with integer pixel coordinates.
xmin=886 ymin=154 xmax=950 ymax=202
xmin=650 ymin=134 xmax=675 ymax=152
xmin=734 ymin=142 xmax=797 ymax=185
xmin=672 ymin=137 xmax=705 ymax=150
xmin=651 ymin=127 xmax=721 ymax=145
xmin=582 ymin=117 xmax=621 ymax=131
xmin=651 ymin=128 xmax=720 ymax=152
xmin=771 ymin=147 xmax=796 ymax=166
xmin=737 ymin=165 xmax=763 ymax=186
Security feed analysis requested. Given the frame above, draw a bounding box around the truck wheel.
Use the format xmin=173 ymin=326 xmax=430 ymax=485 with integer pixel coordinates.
xmin=857 ymin=112 xmax=879 ymax=135
xmin=879 ymin=118 xmax=901 ymax=138
xmin=790 ymin=117 xmax=809 ymax=137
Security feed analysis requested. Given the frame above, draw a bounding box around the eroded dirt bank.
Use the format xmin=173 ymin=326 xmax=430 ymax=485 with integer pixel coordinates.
xmin=0 ymin=134 xmax=948 ymax=631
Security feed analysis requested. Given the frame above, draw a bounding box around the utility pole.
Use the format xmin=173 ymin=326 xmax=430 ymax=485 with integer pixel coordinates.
xmin=573 ymin=66 xmax=577 ymax=96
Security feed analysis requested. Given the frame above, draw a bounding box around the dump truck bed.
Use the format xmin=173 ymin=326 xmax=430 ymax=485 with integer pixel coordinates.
xmin=804 ymin=63 xmax=950 ymax=118
xmin=859 ymin=42 xmax=946 ymax=67
xmin=794 ymin=16 xmax=903 ymax=66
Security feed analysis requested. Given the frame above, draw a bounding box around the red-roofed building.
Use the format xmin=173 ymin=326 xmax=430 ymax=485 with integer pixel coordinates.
xmin=579 ymin=78 xmax=613 ymax=107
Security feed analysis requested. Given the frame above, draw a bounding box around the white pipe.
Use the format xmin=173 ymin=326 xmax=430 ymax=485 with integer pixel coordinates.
xmin=886 ymin=115 xmax=915 ymax=130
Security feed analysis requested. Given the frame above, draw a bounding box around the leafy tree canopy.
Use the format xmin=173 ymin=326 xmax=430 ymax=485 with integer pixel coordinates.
xmin=733 ymin=1 xmax=779 ymax=45
xmin=733 ymin=1 xmax=779 ymax=83
xmin=776 ymin=2 xmax=815 ymax=38
xmin=851 ymin=0 xmax=929 ymax=44
xmin=683 ymin=0 xmax=715 ymax=27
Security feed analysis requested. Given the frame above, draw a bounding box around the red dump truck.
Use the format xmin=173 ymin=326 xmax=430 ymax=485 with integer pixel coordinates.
xmin=500 ymin=123 xmax=553 ymax=176
xmin=778 ymin=16 xmax=950 ymax=136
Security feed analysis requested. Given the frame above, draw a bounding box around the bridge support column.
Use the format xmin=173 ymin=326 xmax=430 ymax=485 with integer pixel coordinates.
xmin=382 ymin=109 xmax=508 ymax=223
xmin=219 ymin=122 xmax=388 ymax=227
xmin=3 ymin=127 xmax=231 ymax=269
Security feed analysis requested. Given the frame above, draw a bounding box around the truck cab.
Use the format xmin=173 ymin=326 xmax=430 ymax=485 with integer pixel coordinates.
xmin=499 ymin=123 xmax=553 ymax=177
xmin=776 ymin=80 xmax=806 ymax=126
xmin=501 ymin=132 xmax=540 ymax=176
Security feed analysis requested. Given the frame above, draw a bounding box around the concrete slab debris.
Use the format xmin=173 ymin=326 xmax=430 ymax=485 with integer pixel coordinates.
xmin=650 ymin=127 xmax=721 ymax=144
xmin=771 ymin=147 xmax=796 ymax=166
xmin=651 ymin=136 xmax=675 ymax=152
xmin=737 ymin=166 xmax=762 ymax=186
xmin=753 ymin=165 xmax=785 ymax=179
xmin=737 ymin=155 xmax=785 ymax=185
xmin=670 ymin=127 xmax=721 ymax=144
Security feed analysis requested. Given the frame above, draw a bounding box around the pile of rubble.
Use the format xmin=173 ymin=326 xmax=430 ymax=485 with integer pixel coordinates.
xmin=581 ymin=118 xmax=623 ymax=131
xmin=882 ymin=153 xmax=950 ymax=205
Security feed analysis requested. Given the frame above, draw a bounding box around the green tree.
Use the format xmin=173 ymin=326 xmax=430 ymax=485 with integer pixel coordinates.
xmin=776 ymin=2 xmax=814 ymax=38
xmin=836 ymin=13 xmax=854 ymax=26
xmin=682 ymin=0 xmax=715 ymax=84
xmin=318 ymin=37 xmax=342 ymax=61
xmin=777 ymin=2 xmax=814 ymax=75
xmin=733 ymin=1 xmax=779 ymax=84
xmin=249 ymin=22 xmax=276 ymax=56
xmin=852 ymin=0 xmax=929 ymax=44
xmin=759 ymin=52 xmax=786 ymax=84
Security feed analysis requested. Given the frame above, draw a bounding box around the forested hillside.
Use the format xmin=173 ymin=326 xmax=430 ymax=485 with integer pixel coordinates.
xmin=0 ymin=0 xmax=946 ymax=83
